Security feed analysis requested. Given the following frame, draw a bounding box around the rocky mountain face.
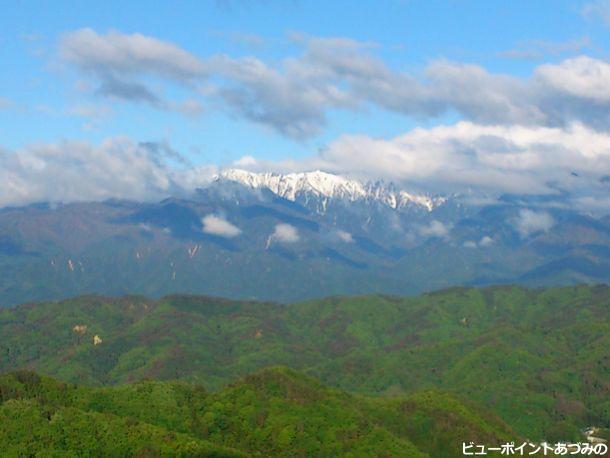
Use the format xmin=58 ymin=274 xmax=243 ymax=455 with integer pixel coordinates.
xmin=0 ymin=170 xmax=609 ymax=306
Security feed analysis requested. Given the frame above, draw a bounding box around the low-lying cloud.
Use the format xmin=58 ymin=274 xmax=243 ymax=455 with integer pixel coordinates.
xmin=270 ymin=223 xmax=300 ymax=243
xmin=418 ymin=220 xmax=451 ymax=239
xmin=514 ymin=209 xmax=556 ymax=237
xmin=201 ymin=214 xmax=241 ymax=238
xmin=3 ymin=121 xmax=610 ymax=210
xmin=314 ymin=121 xmax=610 ymax=197
xmin=335 ymin=230 xmax=354 ymax=243
xmin=463 ymin=235 xmax=495 ymax=249
xmin=0 ymin=137 xmax=216 ymax=208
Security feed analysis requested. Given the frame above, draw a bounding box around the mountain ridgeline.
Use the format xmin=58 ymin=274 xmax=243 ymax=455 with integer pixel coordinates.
xmin=0 ymin=169 xmax=609 ymax=306
xmin=0 ymin=285 xmax=608 ymax=447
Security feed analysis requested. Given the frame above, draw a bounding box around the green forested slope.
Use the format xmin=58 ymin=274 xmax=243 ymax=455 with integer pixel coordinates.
xmin=0 ymin=368 xmax=515 ymax=457
xmin=0 ymin=285 xmax=608 ymax=441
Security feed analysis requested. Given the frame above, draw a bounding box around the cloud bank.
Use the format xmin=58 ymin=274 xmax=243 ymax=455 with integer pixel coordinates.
xmin=315 ymin=121 xmax=610 ymax=196
xmin=0 ymin=137 xmax=216 ymax=208
xmin=238 ymin=121 xmax=610 ymax=206
xmin=3 ymin=120 xmax=610 ymax=210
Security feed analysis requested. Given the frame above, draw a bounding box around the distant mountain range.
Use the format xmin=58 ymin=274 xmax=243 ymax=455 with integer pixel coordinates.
xmin=0 ymin=169 xmax=609 ymax=306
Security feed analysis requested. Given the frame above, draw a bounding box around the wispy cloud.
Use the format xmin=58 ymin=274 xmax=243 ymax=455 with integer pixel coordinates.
xmin=514 ymin=209 xmax=555 ymax=237
xmin=97 ymin=77 xmax=165 ymax=106
xmin=58 ymin=29 xmax=610 ymax=139
xmin=60 ymin=28 xmax=207 ymax=80
xmin=463 ymin=236 xmax=494 ymax=249
xmin=582 ymin=0 xmax=610 ymax=26
xmin=498 ymin=37 xmax=590 ymax=60
xmin=0 ymin=97 xmax=13 ymax=110
xmin=418 ymin=220 xmax=451 ymax=239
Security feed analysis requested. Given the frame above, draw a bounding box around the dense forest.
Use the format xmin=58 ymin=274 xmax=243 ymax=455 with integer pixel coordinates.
xmin=0 ymin=367 xmax=517 ymax=457
xmin=0 ymin=284 xmax=608 ymax=452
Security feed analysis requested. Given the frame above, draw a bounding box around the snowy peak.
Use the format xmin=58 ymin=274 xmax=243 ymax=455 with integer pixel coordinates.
xmin=213 ymin=169 xmax=445 ymax=211
xmin=217 ymin=169 xmax=367 ymax=201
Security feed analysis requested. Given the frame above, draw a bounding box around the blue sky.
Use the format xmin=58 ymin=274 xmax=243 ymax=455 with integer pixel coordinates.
xmin=1 ymin=0 xmax=607 ymax=159
xmin=2 ymin=0 xmax=610 ymax=208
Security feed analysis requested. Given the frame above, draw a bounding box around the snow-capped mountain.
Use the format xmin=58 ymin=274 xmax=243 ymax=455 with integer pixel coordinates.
xmin=213 ymin=169 xmax=445 ymax=212
xmin=1 ymin=174 xmax=609 ymax=307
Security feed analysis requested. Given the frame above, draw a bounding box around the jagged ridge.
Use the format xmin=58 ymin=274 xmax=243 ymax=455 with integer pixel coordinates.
xmin=214 ymin=169 xmax=445 ymax=211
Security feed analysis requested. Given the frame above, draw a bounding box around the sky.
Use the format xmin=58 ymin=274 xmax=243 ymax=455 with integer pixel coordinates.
xmin=2 ymin=0 xmax=610 ymax=209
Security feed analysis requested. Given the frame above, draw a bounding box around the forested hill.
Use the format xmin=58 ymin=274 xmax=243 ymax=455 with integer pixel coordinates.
xmin=0 ymin=284 xmax=608 ymax=443
xmin=0 ymin=368 xmax=516 ymax=457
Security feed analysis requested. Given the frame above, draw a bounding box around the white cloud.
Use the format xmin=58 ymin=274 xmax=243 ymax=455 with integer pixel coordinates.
xmin=221 ymin=119 xmax=610 ymax=210
xmin=418 ymin=220 xmax=451 ymax=239
xmin=0 ymin=137 xmax=217 ymax=208
xmin=59 ymin=29 xmax=610 ymax=137
xmin=59 ymin=29 xmax=207 ymax=109
xmin=514 ymin=209 xmax=555 ymax=237
xmin=479 ymin=235 xmax=495 ymax=247
xmin=536 ymin=56 xmax=610 ymax=102
xmin=4 ymin=118 xmax=610 ymax=210
xmin=464 ymin=235 xmax=494 ymax=248
xmin=4 ymin=30 xmax=610 ymax=209
xmin=335 ymin=230 xmax=354 ymax=243
xmin=59 ymin=29 xmax=351 ymax=137
xmin=582 ymin=1 xmax=610 ymax=26
xmin=316 ymin=121 xmax=610 ymax=195
xmin=201 ymin=214 xmax=241 ymax=238
xmin=270 ymin=223 xmax=300 ymax=243
xmin=60 ymin=28 xmax=206 ymax=80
